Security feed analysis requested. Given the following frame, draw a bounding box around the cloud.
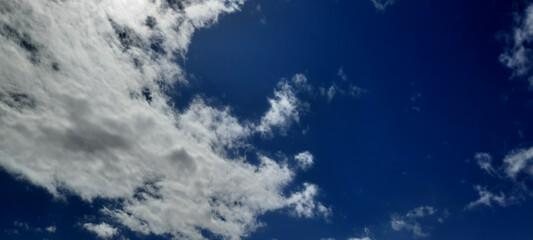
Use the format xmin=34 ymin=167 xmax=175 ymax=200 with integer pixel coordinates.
xmin=338 ymin=66 xmax=348 ymax=81
xmin=321 ymin=67 xmax=366 ymax=102
xmin=466 ymin=185 xmax=511 ymax=209
xmin=45 ymin=226 xmax=56 ymax=233
xmin=256 ymin=74 xmax=309 ymax=136
xmin=475 ymin=152 xmax=498 ymax=176
xmin=348 ymin=238 xmax=372 ymax=240
xmin=499 ymin=4 xmax=533 ymax=84
xmin=287 ymin=183 xmax=332 ymax=220
xmin=0 ymin=1 xmax=328 ymax=239
xmin=405 ymin=206 xmax=437 ymax=218
xmin=390 ymin=206 xmax=437 ymax=238
xmin=294 ymin=151 xmax=314 ymax=170
xmin=502 ymin=147 xmax=533 ymax=179
xmin=83 ymin=223 xmax=118 ymax=239
xmin=467 ymin=149 xmax=533 ymax=209
xmin=371 ymin=0 xmax=396 ymax=11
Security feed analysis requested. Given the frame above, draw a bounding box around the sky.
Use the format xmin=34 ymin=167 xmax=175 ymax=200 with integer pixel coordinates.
xmin=1 ymin=0 xmax=533 ymax=240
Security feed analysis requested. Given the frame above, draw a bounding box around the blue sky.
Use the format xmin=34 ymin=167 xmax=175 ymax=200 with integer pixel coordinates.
xmin=2 ymin=0 xmax=533 ymax=240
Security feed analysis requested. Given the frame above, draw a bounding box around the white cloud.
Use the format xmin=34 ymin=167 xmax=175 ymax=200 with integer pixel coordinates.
xmin=475 ymin=152 xmax=498 ymax=176
xmin=45 ymin=226 xmax=56 ymax=233
xmin=405 ymin=206 xmax=437 ymax=218
xmin=256 ymin=74 xmax=309 ymax=136
xmin=466 ymin=185 xmax=511 ymax=209
xmin=503 ymin=147 xmax=533 ymax=179
xmin=83 ymin=223 xmax=118 ymax=239
xmin=287 ymin=183 xmax=332 ymax=219
xmin=390 ymin=206 xmax=437 ymax=238
xmin=499 ymin=4 xmax=533 ymax=84
xmin=371 ymin=0 xmax=396 ymax=11
xmin=467 ymin=148 xmax=533 ymax=209
xmin=348 ymin=237 xmax=372 ymax=240
xmin=294 ymin=151 xmax=314 ymax=170
xmin=0 ymin=1 xmax=328 ymax=239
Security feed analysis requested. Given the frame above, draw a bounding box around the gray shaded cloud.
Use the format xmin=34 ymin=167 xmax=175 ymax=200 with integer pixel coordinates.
xmin=0 ymin=1 xmax=328 ymax=239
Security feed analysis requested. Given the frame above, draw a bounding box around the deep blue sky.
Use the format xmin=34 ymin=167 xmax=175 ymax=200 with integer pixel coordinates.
xmin=2 ymin=0 xmax=533 ymax=239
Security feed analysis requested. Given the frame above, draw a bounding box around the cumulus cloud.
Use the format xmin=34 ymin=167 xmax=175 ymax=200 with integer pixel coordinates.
xmin=390 ymin=206 xmax=437 ymax=238
xmin=294 ymin=151 xmax=314 ymax=170
xmin=0 ymin=1 xmax=327 ymax=239
xmin=371 ymin=0 xmax=396 ymax=11
xmin=83 ymin=223 xmax=118 ymax=239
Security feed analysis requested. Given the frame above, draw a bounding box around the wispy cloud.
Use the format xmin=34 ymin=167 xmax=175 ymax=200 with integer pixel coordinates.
xmin=390 ymin=206 xmax=440 ymax=238
xmin=371 ymin=0 xmax=396 ymax=11
xmin=467 ymin=149 xmax=533 ymax=209
xmin=499 ymin=4 xmax=533 ymax=85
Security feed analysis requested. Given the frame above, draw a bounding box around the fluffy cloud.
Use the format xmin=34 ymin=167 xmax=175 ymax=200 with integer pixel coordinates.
xmin=371 ymin=0 xmax=396 ymax=11
xmin=0 ymin=1 xmax=327 ymax=239
xmin=294 ymin=151 xmax=314 ymax=170
xmin=287 ymin=183 xmax=332 ymax=219
xmin=390 ymin=206 xmax=438 ymax=238
xmin=83 ymin=223 xmax=118 ymax=239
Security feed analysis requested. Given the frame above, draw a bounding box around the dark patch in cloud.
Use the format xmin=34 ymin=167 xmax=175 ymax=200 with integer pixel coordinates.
xmin=0 ymin=24 xmax=40 ymax=63
xmin=145 ymin=16 xmax=157 ymax=29
xmin=109 ymin=20 xmax=142 ymax=51
xmin=0 ymin=92 xmax=36 ymax=111
xmin=169 ymin=148 xmax=196 ymax=173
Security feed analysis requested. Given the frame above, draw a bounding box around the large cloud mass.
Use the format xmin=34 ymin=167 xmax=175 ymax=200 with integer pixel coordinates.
xmin=0 ymin=0 xmax=327 ymax=239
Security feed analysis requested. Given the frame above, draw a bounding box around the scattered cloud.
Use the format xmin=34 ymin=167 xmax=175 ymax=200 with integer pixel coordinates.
xmin=287 ymin=183 xmax=332 ymax=220
xmin=390 ymin=206 xmax=438 ymax=238
xmin=502 ymin=147 xmax=533 ymax=179
xmin=295 ymin=151 xmax=314 ymax=170
xmin=256 ymin=74 xmax=309 ymax=136
xmin=475 ymin=152 xmax=498 ymax=176
xmin=83 ymin=223 xmax=118 ymax=239
xmin=338 ymin=66 xmax=348 ymax=81
xmin=321 ymin=67 xmax=366 ymax=102
xmin=467 ymin=148 xmax=533 ymax=209
xmin=499 ymin=4 xmax=533 ymax=85
xmin=45 ymin=226 xmax=56 ymax=233
xmin=466 ymin=185 xmax=512 ymax=209
xmin=0 ymin=1 xmax=328 ymax=239
xmin=371 ymin=0 xmax=396 ymax=11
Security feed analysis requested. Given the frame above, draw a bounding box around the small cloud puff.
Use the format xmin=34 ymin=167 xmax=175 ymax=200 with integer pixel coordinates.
xmin=295 ymin=151 xmax=314 ymax=170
